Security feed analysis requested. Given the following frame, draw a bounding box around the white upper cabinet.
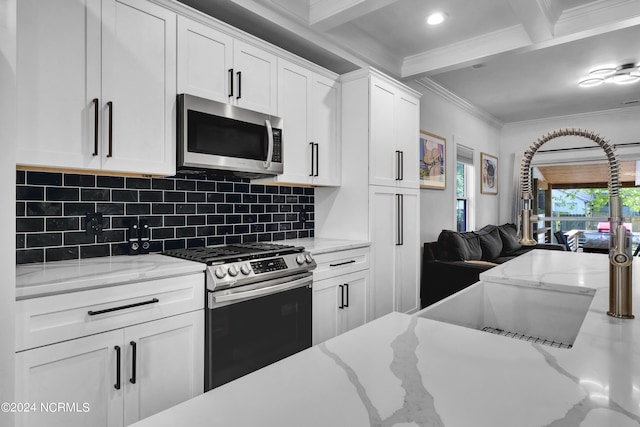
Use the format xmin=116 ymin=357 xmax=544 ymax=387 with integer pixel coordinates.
xmin=274 ymin=60 xmax=313 ymax=184
xmin=101 ymin=0 xmax=176 ymax=176
xmin=16 ymin=0 xmax=102 ymax=171
xmin=177 ymin=17 xmax=233 ymax=103
xmin=311 ymin=73 xmax=341 ymax=187
xmin=369 ymin=75 xmax=420 ymax=189
xmin=257 ymin=59 xmax=340 ymax=187
xmin=16 ymin=0 xmax=176 ymax=176
xmin=233 ymin=40 xmax=278 ymax=115
xmin=177 ymin=16 xmax=277 ymax=115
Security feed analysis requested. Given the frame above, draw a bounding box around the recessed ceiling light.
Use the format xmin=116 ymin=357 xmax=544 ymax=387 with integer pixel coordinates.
xmin=426 ymin=12 xmax=446 ymax=25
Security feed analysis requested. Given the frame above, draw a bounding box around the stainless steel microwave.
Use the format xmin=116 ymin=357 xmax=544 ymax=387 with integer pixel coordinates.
xmin=177 ymin=94 xmax=283 ymax=178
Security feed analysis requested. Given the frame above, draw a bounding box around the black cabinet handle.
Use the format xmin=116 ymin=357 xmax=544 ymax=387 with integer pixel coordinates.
xmin=397 ymin=194 xmax=404 ymax=245
xmin=129 ymin=341 xmax=137 ymax=384
xmin=395 ymin=151 xmax=401 ymax=180
xmin=338 ymin=284 xmax=344 ymax=309
xmin=88 ymin=298 xmax=159 ymax=316
xmin=228 ymin=68 xmax=234 ymax=97
xmin=236 ymin=71 xmax=242 ymax=99
xmin=114 ymin=345 xmax=121 ymax=390
xmin=329 ymin=260 xmax=356 ymax=267
xmin=396 ymin=194 xmax=402 ymax=245
xmin=309 ymin=142 xmax=314 ymax=176
xmin=344 ymin=283 xmax=349 ymax=308
xmin=314 ymin=143 xmax=319 ymax=177
xmin=106 ymin=101 xmax=113 ymax=158
xmin=400 ymin=151 xmax=404 ymax=181
xmin=92 ymin=98 xmax=99 ymax=156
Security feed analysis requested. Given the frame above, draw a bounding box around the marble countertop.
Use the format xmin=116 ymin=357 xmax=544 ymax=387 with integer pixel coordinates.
xmin=15 ymin=254 xmax=205 ymax=300
xmin=130 ymin=250 xmax=640 ymax=427
xmin=14 ymin=238 xmax=368 ymax=300
xmin=275 ymin=237 xmax=370 ymax=255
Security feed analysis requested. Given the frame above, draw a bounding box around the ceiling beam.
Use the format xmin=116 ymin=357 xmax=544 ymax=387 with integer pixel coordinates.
xmin=309 ymin=0 xmax=400 ymax=31
xmin=507 ymin=0 xmax=558 ymax=43
xmin=401 ymin=25 xmax=531 ymax=78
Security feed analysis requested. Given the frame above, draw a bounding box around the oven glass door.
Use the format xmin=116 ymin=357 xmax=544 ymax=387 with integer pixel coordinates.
xmin=205 ymin=276 xmax=312 ymax=391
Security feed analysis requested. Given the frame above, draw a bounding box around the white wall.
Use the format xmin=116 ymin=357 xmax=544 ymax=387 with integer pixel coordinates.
xmin=407 ymin=80 xmax=503 ymax=243
xmin=499 ymin=107 xmax=640 ymax=223
xmin=0 ymin=0 xmax=16 ymax=423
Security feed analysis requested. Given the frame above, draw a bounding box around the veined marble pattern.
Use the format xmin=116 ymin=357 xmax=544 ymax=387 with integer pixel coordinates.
xmin=129 ymin=251 xmax=640 ymax=427
xmin=15 ymin=254 xmax=204 ymax=299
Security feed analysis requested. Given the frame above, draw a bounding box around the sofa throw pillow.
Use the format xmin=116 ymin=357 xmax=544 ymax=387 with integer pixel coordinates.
xmin=477 ymin=225 xmax=503 ymax=261
xmin=460 ymin=232 xmax=482 ymax=260
xmin=498 ymin=223 xmax=521 ymax=254
xmin=436 ymin=230 xmax=470 ymax=261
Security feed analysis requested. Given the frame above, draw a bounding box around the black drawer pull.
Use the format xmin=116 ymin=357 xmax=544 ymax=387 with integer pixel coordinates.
xmin=88 ymin=298 xmax=159 ymax=316
xmin=114 ymin=345 xmax=121 ymax=390
xmin=329 ymin=260 xmax=356 ymax=267
xmin=129 ymin=341 xmax=137 ymax=384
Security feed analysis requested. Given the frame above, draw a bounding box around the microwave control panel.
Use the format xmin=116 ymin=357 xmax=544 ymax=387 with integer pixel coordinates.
xmin=272 ymin=128 xmax=282 ymax=162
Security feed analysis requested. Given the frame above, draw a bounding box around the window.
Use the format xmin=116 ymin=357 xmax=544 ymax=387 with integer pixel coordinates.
xmin=456 ymin=145 xmax=474 ymax=232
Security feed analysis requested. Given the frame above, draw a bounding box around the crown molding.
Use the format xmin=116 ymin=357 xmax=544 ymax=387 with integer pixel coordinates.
xmin=556 ymin=0 xmax=640 ymax=36
xmin=503 ymin=104 xmax=640 ymax=127
xmin=413 ymin=77 xmax=504 ymax=129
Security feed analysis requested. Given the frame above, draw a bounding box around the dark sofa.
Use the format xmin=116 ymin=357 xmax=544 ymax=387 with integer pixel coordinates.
xmin=420 ymin=223 xmax=566 ymax=308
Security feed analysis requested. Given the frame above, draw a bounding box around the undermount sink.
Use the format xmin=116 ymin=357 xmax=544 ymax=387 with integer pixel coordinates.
xmin=417 ymin=281 xmax=595 ymax=349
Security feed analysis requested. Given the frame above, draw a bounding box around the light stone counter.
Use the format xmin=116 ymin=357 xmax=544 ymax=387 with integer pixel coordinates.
xmin=274 ymin=237 xmax=370 ymax=255
xmin=15 ymin=254 xmax=205 ymax=299
xmin=130 ymin=250 xmax=640 ymax=427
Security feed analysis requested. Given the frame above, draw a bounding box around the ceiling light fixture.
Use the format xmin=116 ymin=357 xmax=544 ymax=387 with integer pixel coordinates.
xmin=426 ymin=12 xmax=446 ymax=25
xmin=579 ymin=63 xmax=640 ymax=88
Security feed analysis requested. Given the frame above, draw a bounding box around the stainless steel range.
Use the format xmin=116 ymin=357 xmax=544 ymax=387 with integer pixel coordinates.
xmin=164 ymin=242 xmax=316 ymax=391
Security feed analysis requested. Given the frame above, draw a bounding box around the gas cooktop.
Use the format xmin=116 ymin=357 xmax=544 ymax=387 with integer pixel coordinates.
xmin=163 ymin=242 xmax=305 ymax=265
xmin=164 ymin=242 xmax=314 ymax=291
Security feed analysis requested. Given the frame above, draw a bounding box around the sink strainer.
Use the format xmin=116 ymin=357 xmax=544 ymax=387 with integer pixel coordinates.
xmin=481 ymin=327 xmax=572 ymax=349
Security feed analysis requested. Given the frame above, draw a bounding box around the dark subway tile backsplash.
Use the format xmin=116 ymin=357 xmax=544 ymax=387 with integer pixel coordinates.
xmin=16 ymin=171 xmax=314 ymax=264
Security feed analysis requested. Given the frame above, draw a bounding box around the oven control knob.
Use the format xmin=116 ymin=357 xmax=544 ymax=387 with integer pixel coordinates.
xmin=227 ymin=265 xmax=239 ymax=277
xmin=296 ymin=255 xmax=305 ymax=265
xmin=240 ymin=264 xmax=251 ymax=275
xmin=305 ymin=254 xmax=314 ymax=264
xmin=214 ymin=267 xmax=226 ymax=279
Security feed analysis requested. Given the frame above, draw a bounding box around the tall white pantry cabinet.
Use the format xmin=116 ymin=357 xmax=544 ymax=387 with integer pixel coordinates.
xmin=316 ymin=68 xmax=421 ymax=320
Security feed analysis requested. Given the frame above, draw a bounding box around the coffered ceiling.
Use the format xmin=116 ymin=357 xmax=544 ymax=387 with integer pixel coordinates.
xmin=178 ymin=0 xmax=640 ymax=124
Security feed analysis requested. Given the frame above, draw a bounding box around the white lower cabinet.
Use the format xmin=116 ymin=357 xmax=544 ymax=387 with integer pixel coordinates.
xmin=15 ymin=330 xmax=123 ymax=427
xmin=313 ymin=271 xmax=368 ymax=345
xmin=369 ymin=186 xmax=420 ymax=319
xmin=312 ymin=246 xmax=370 ymax=345
xmin=15 ymin=310 xmax=203 ymax=427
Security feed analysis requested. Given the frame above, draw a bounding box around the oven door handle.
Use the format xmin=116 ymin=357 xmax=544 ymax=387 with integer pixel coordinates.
xmin=211 ymin=274 xmax=312 ymax=304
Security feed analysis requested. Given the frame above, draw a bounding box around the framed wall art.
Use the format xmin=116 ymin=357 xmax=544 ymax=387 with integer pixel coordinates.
xmin=480 ymin=152 xmax=498 ymax=195
xmin=419 ymin=131 xmax=446 ymax=189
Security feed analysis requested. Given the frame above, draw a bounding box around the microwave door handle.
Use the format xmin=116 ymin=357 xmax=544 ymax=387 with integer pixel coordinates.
xmin=264 ymin=119 xmax=274 ymax=169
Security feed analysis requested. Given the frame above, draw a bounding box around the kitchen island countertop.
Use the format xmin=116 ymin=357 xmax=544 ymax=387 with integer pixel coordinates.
xmin=130 ymin=250 xmax=640 ymax=426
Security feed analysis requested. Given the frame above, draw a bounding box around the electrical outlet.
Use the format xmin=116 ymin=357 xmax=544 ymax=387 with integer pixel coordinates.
xmin=85 ymin=212 xmax=104 ymax=236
